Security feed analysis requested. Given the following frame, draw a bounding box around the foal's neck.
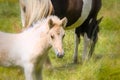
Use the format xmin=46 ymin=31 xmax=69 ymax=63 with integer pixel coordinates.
xmin=20 ymin=24 xmax=51 ymax=49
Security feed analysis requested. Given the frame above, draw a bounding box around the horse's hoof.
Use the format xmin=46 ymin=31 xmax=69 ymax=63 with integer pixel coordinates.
xmin=73 ymin=58 xmax=78 ymax=64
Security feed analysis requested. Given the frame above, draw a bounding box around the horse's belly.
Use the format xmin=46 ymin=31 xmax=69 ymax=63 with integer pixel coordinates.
xmin=65 ymin=0 xmax=92 ymax=30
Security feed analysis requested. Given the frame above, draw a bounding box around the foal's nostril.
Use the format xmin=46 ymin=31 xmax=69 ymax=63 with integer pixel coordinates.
xmin=57 ymin=53 xmax=64 ymax=58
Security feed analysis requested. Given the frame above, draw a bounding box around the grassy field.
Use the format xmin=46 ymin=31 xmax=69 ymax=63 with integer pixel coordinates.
xmin=0 ymin=0 xmax=120 ymax=80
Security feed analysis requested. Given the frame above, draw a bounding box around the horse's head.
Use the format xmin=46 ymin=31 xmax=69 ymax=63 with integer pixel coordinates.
xmin=47 ymin=16 xmax=67 ymax=58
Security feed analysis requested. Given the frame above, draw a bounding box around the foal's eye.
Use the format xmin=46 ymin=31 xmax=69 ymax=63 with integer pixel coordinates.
xmin=51 ymin=35 xmax=54 ymax=39
xmin=63 ymin=34 xmax=65 ymax=39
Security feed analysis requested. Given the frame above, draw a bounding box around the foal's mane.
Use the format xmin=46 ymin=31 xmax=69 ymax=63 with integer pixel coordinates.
xmin=24 ymin=16 xmax=62 ymax=32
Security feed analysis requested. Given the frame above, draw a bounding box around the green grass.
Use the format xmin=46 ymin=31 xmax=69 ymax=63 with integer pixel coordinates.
xmin=0 ymin=0 xmax=120 ymax=80
xmin=0 ymin=1 xmax=21 ymax=32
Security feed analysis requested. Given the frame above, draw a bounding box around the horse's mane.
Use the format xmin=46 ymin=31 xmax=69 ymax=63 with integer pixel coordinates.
xmin=19 ymin=0 xmax=53 ymax=28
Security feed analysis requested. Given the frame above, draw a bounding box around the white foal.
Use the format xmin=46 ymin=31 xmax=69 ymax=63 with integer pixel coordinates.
xmin=0 ymin=16 xmax=67 ymax=80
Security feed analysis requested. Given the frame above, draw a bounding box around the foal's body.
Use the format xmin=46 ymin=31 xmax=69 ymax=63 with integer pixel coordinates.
xmin=0 ymin=30 xmax=48 ymax=66
xmin=0 ymin=25 xmax=50 ymax=80
xmin=0 ymin=16 xmax=67 ymax=80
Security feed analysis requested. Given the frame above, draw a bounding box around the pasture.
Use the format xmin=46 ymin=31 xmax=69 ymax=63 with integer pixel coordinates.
xmin=0 ymin=0 xmax=120 ymax=80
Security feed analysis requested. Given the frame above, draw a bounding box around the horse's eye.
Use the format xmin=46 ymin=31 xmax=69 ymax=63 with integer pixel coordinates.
xmin=51 ymin=35 xmax=54 ymax=39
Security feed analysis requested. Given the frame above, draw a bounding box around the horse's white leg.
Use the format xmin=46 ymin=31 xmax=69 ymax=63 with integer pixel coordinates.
xmin=24 ymin=63 xmax=34 ymax=80
xmin=82 ymin=33 xmax=91 ymax=62
xmin=73 ymin=33 xmax=80 ymax=63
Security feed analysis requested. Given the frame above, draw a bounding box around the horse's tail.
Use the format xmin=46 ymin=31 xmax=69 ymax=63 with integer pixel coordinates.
xmin=19 ymin=0 xmax=53 ymax=28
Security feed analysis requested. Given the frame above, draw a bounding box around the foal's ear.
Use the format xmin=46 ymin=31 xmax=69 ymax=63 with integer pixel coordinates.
xmin=48 ymin=19 xmax=54 ymax=29
xmin=61 ymin=17 xmax=68 ymax=28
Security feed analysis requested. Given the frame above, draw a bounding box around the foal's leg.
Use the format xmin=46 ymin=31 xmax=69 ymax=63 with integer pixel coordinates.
xmin=34 ymin=60 xmax=45 ymax=80
xmin=34 ymin=67 xmax=43 ymax=80
xmin=73 ymin=32 xmax=80 ymax=63
xmin=44 ymin=55 xmax=52 ymax=69
xmin=24 ymin=63 xmax=43 ymax=80
xmin=24 ymin=63 xmax=34 ymax=80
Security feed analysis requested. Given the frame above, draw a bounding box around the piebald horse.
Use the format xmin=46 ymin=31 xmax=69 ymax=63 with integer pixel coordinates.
xmin=0 ymin=16 xmax=67 ymax=80
xmin=19 ymin=0 xmax=102 ymax=63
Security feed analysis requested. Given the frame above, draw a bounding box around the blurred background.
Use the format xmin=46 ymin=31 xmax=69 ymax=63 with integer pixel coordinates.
xmin=0 ymin=0 xmax=120 ymax=80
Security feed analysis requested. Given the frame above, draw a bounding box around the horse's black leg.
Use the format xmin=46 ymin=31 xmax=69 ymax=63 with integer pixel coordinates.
xmin=88 ymin=34 xmax=98 ymax=59
xmin=73 ymin=29 xmax=81 ymax=63
xmin=88 ymin=17 xmax=103 ymax=59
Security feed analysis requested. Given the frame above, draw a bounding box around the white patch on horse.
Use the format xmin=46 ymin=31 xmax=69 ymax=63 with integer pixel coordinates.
xmin=66 ymin=0 xmax=92 ymax=29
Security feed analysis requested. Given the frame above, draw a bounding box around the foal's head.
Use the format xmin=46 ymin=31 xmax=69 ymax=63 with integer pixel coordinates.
xmin=47 ymin=16 xmax=67 ymax=58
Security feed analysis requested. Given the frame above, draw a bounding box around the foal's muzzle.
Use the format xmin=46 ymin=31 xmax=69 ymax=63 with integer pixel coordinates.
xmin=57 ymin=52 xmax=64 ymax=58
xmin=54 ymin=46 xmax=64 ymax=58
